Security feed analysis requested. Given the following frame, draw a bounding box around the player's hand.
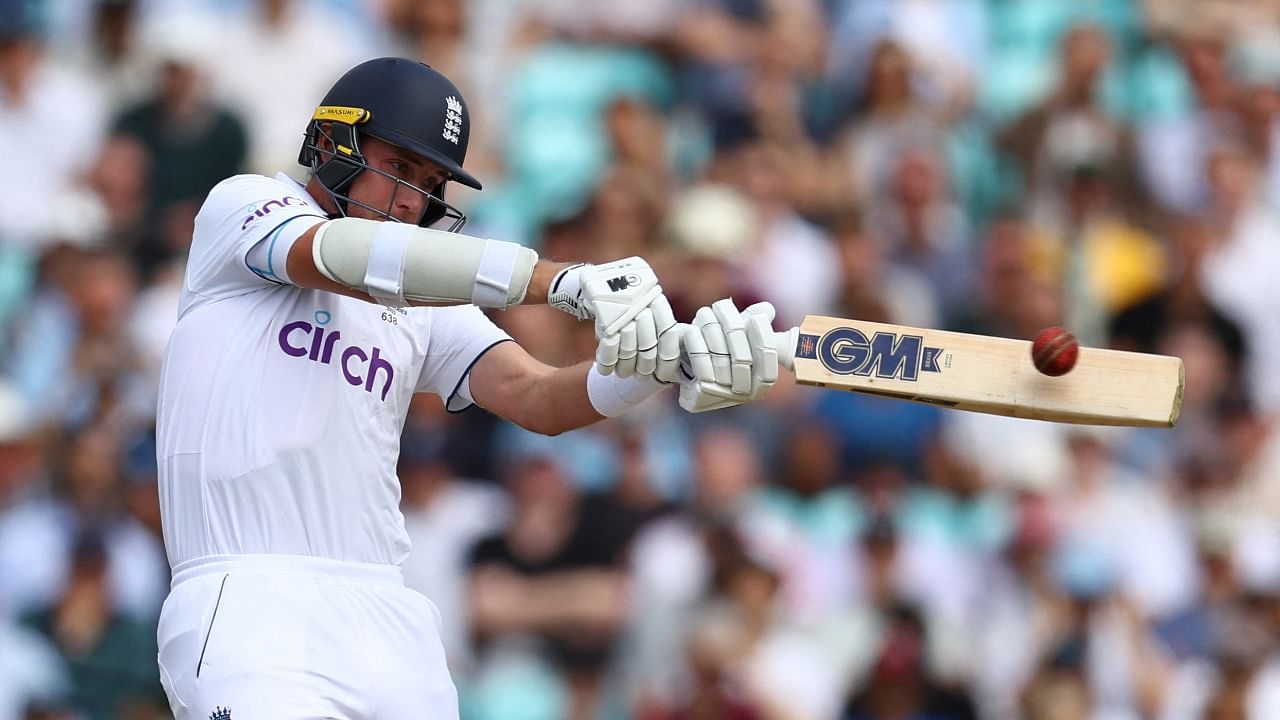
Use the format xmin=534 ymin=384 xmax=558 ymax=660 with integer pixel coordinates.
xmin=678 ymin=299 xmax=780 ymax=413
xmin=548 ymin=258 xmax=680 ymax=381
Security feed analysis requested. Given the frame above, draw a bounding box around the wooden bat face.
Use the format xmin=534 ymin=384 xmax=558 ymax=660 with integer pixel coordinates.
xmin=782 ymin=316 xmax=1183 ymax=427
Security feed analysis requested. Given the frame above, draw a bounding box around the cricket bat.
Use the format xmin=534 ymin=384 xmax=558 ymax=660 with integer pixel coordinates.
xmin=775 ymin=316 xmax=1184 ymax=427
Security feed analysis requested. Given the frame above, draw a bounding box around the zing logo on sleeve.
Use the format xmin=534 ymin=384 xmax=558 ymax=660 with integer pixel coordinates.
xmin=797 ymin=327 xmax=943 ymax=381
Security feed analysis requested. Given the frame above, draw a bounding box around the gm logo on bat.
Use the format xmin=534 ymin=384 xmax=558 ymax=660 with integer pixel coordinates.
xmin=797 ymin=328 xmax=944 ymax=381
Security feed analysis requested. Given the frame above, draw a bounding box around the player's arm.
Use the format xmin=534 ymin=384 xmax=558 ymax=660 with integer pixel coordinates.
xmin=285 ymin=221 xmax=569 ymax=305
xmin=284 ymin=220 xmax=681 ymax=380
xmin=465 ymin=342 xmax=667 ymax=436
xmin=466 ymin=298 xmax=789 ymax=433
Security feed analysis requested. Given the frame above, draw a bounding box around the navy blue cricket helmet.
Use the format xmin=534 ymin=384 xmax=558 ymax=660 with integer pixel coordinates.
xmin=298 ymin=57 xmax=481 ymax=230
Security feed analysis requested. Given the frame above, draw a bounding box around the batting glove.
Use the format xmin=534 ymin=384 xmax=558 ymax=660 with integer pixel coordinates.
xmin=548 ymin=258 xmax=681 ymax=382
xmin=679 ymin=299 xmax=781 ymax=413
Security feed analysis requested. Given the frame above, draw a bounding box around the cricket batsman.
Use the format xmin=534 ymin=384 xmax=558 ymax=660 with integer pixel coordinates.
xmin=153 ymin=57 xmax=778 ymax=719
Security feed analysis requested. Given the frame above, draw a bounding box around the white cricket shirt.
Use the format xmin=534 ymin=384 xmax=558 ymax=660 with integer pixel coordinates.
xmin=156 ymin=173 xmax=510 ymax=568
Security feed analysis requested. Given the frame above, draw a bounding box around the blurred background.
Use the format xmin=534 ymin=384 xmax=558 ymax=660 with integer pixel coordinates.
xmin=1 ymin=0 xmax=1279 ymax=718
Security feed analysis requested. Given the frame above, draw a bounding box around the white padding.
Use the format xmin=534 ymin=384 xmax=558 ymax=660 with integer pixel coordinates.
xmin=312 ymin=218 xmax=539 ymax=308
xmin=472 ymin=240 xmax=521 ymax=308
xmin=586 ymin=365 xmax=669 ymax=417
xmin=364 ymin=223 xmax=415 ymax=306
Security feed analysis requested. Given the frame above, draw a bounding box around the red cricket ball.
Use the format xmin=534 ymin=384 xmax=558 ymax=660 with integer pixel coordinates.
xmin=1031 ymin=327 xmax=1079 ymax=376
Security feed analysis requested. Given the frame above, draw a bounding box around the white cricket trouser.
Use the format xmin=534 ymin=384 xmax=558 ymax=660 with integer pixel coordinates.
xmin=157 ymin=554 xmax=458 ymax=720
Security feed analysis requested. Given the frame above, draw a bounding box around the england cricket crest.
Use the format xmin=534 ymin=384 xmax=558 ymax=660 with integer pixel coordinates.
xmin=443 ymin=96 xmax=463 ymax=144
xmin=209 ymin=707 xmax=231 ymax=720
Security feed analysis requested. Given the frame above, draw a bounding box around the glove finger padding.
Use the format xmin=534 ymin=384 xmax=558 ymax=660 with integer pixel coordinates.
xmin=679 ymin=380 xmax=743 ymax=413
xmin=682 ymin=322 xmax=716 ymax=385
xmin=633 ymin=308 xmax=657 ymax=377
xmin=652 ymin=295 xmax=681 ymax=383
xmin=742 ymin=303 xmax=779 ymax=388
xmin=694 ymin=306 xmax=733 ymax=386
xmin=615 ymin=321 xmax=639 ymax=378
xmin=711 ymin=298 xmax=754 ymax=395
xmin=596 ymin=333 xmax=620 ymax=376
xmin=741 ymin=301 xmax=776 ymax=326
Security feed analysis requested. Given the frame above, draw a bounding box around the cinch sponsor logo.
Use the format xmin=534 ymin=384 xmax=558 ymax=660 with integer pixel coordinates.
xmin=241 ymin=196 xmax=307 ymax=231
xmin=809 ymin=328 xmax=943 ymax=381
xmin=277 ymin=311 xmax=394 ymax=401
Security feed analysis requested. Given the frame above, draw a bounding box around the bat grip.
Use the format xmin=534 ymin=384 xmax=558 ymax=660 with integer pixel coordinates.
xmin=775 ymin=327 xmax=799 ymax=372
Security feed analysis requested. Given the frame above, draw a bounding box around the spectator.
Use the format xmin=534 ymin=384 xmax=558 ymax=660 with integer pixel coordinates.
xmin=0 ymin=382 xmax=40 ymax=510
xmin=638 ymin=610 xmax=765 ymax=720
xmin=0 ymin=3 xmax=1273 ymax=717
xmin=950 ymin=214 xmax=1064 ymax=339
xmin=0 ymin=609 xmax=68 ymax=720
xmin=706 ymin=112 xmax=840 ymax=328
xmin=0 ymin=0 xmax=106 ymax=251
xmin=841 ymin=603 xmax=977 ymax=720
xmin=661 ymin=182 xmax=766 ymax=322
xmin=1000 ymin=24 xmax=1145 ymax=227
xmin=4 ymin=248 xmax=146 ymax=429
xmin=58 ymin=0 xmax=153 ymax=114
xmin=1134 ymin=25 xmax=1243 ymax=213
xmin=208 ymin=0 xmax=370 ymax=175
xmin=831 ymin=40 xmax=950 ymax=209
xmin=1108 ymin=215 xmax=1245 ymax=372
xmin=862 ymin=147 xmax=974 ymax=323
xmin=110 ymin=17 xmax=248 ymax=277
xmin=1197 ymin=142 xmax=1280 ymax=412
xmin=0 ymin=422 xmax=167 ymax=625
xmin=19 ymin=530 xmax=164 ymax=720
xmin=683 ymin=549 xmax=843 ymax=720
xmin=1027 ymin=163 xmax=1167 ymax=347
xmin=467 ymin=454 xmax=631 ymax=720
xmin=398 ymin=398 xmax=509 ymax=673
xmin=624 ymin=426 xmax=770 ymax=711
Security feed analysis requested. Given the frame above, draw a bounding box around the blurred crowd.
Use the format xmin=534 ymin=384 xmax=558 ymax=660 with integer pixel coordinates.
xmin=2 ymin=0 xmax=1280 ymax=718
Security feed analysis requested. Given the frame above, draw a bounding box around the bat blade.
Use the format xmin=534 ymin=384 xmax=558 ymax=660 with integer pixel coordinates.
xmin=780 ymin=316 xmax=1183 ymax=427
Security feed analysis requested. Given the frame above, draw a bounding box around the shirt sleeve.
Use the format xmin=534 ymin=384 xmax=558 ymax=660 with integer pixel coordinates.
xmin=417 ymin=306 xmax=513 ymax=412
xmin=186 ymin=175 xmax=327 ymax=304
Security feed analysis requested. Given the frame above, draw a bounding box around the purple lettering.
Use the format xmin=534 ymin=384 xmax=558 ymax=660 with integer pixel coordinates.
xmin=308 ymin=326 xmax=325 ymax=360
xmin=278 ymin=321 xmax=311 ymax=357
xmin=278 ymin=317 xmax=393 ymax=402
xmin=366 ymin=347 xmax=394 ymax=401
xmin=341 ymin=346 xmax=367 ymax=387
xmin=320 ymin=330 xmax=342 ymax=364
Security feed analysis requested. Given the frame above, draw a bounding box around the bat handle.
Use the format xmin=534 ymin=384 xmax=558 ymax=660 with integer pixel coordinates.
xmin=775 ymin=327 xmax=800 ymax=372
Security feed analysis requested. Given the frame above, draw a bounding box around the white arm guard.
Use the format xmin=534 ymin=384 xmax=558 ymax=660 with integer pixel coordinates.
xmin=310 ymin=218 xmax=539 ymax=308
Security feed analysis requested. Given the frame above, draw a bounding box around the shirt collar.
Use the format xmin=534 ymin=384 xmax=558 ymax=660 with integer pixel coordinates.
xmin=275 ymin=172 xmax=323 ymax=210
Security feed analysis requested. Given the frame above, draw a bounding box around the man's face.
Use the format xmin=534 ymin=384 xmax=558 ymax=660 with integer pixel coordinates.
xmin=345 ymin=135 xmax=448 ymax=224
